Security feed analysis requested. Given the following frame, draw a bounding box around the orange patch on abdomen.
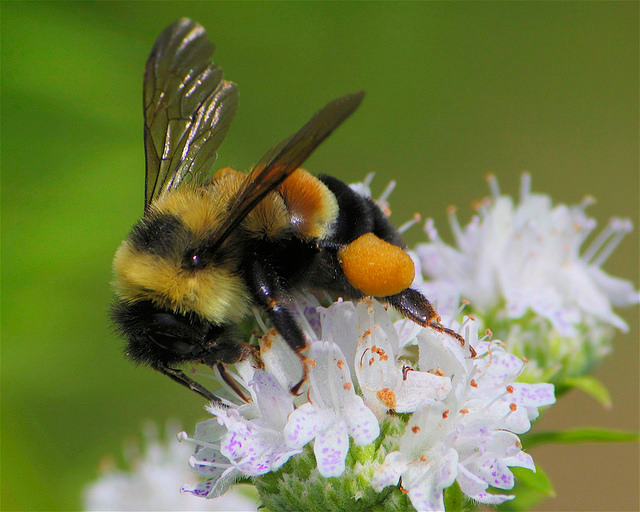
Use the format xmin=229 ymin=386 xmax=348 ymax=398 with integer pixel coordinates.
xmin=278 ymin=169 xmax=338 ymax=240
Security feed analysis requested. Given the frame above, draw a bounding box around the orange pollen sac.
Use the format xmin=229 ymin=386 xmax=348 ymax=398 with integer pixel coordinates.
xmin=338 ymin=233 xmax=415 ymax=297
xmin=411 ymin=425 xmax=421 ymax=434
xmin=509 ymin=403 xmax=518 ymax=412
xmin=470 ymin=379 xmax=478 ymax=388
xmin=337 ymin=359 xmax=345 ymax=370
xmin=442 ymin=409 xmax=450 ymax=419
xmin=506 ymin=385 xmax=514 ymax=393
xmin=377 ymin=388 xmax=397 ymax=410
xmin=343 ymin=382 xmax=352 ymax=391
xmin=459 ymin=408 xmax=469 ymax=414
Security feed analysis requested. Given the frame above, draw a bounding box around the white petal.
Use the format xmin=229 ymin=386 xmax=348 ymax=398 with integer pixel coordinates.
xmin=307 ymin=341 xmax=353 ymax=410
xmin=250 ymin=370 xmax=293 ymax=430
xmin=259 ymin=331 xmax=305 ymax=391
xmin=405 ymin=471 xmax=446 ymax=512
xmin=371 ymin=451 xmax=407 ymax=491
xmin=417 ymin=328 xmax=471 ymax=383
xmin=314 ymin=421 xmax=349 ymax=477
xmin=456 ymin=464 xmax=489 ymax=497
xmin=510 ymin=383 xmax=556 ymax=409
xmin=181 ymin=466 xmax=239 ymax=499
xmin=485 ymin=399 xmax=532 ymax=434
xmin=320 ymin=301 xmax=359 ymax=368
xmin=437 ymin=449 xmax=459 ymax=489
xmin=193 ymin=417 xmax=226 ymax=444
xmin=357 ymin=299 xmax=400 ymax=357
xmin=283 ymin=403 xmax=323 ymax=449
xmin=343 ymin=394 xmax=380 ymax=445
xmin=474 ymin=457 xmax=514 ymax=490
xmin=485 ymin=430 xmax=524 ymax=459
xmin=222 ymin=423 xmax=300 ymax=476
xmin=504 ymin=450 xmax=535 ymax=471
xmin=474 ymin=345 xmax=524 ymax=385
xmin=563 ymin=264 xmax=628 ymax=331
xmin=587 ymin=265 xmax=640 ymax=308
xmin=189 ymin=447 xmax=228 ymax=479
xmin=395 ymin=371 xmax=452 ymax=413
xmin=415 ymin=281 xmax=463 ymax=319
xmin=467 ymin=490 xmax=515 ymax=505
xmin=356 ymin=325 xmax=400 ymax=397
xmin=416 ymin=242 xmax=467 ymax=283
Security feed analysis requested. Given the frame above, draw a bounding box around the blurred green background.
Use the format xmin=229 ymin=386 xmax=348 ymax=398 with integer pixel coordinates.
xmin=2 ymin=2 xmax=638 ymax=510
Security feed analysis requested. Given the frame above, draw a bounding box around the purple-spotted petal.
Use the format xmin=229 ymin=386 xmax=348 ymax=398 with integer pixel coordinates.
xmin=314 ymin=421 xmax=349 ymax=477
xmin=504 ymin=451 xmax=535 ymax=471
xmin=371 ymin=451 xmax=407 ymax=491
xmin=181 ymin=466 xmax=238 ymax=499
xmin=343 ymin=394 xmax=380 ymax=445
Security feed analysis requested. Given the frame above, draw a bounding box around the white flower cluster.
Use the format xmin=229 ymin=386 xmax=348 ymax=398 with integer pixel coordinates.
xmin=180 ymin=298 xmax=555 ymax=511
xmin=416 ymin=174 xmax=639 ymax=336
xmin=83 ymin=422 xmax=257 ymax=511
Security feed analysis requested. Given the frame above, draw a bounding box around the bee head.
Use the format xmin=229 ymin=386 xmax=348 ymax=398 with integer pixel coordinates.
xmin=112 ymin=198 xmax=250 ymax=326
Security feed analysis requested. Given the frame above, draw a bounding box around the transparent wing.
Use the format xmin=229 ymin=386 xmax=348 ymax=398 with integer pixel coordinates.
xmin=206 ymin=91 xmax=365 ymax=252
xmin=143 ymin=18 xmax=238 ymax=209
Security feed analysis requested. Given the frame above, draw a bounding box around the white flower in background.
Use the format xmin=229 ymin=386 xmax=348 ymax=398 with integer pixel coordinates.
xmin=415 ymin=174 xmax=639 ymax=383
xmin=83 ymin=422 xmax=257 ymax=511
xmin=184 ymin=298 xmax=555 ymax=512
xmin=416 ymin=173 xmax=639 ymax=335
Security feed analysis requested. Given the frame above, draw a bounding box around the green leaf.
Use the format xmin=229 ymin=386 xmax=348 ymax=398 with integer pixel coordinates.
xmin=558 ymin=376 xmax=612 ymax=408
xmin=523 ymin=427 xmax=638 ymax=448
xmin=497 ymin=465 xmax=555 ymax=511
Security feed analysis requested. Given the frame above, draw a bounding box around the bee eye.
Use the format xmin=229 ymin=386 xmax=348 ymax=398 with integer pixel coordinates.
xmin=184 ymin=250 xmax=207 ymax=270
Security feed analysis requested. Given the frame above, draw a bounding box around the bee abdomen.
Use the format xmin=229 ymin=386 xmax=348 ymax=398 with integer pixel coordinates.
xmin=318 ymin=174 xmax=404 ymax=247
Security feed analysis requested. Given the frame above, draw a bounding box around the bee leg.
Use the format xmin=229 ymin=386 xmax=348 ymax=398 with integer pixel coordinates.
xmin=385 ymin=288 xmax=475 ymax=357
xmin=247 ymin=258 xmax=308 ymax=393
xmin=155 ymin=364 xmax=223 ymax=404
xmin=216 ymin=362 xmax=252 ymax=403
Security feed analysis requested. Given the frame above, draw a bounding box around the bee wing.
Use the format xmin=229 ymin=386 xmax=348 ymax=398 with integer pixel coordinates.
xmin=207 ymin=91 xmax=365 ymax=251
xmin=143 ymin=18 xmax=238 ymax=210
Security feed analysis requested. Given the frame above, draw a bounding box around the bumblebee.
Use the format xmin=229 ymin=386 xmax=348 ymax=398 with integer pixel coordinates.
xmin=112 ymin=19 xmax=466 ymax=403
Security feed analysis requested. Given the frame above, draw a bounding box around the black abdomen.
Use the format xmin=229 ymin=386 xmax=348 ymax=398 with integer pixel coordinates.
xmin=318 ymin=175 xmax=404 ymax=247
